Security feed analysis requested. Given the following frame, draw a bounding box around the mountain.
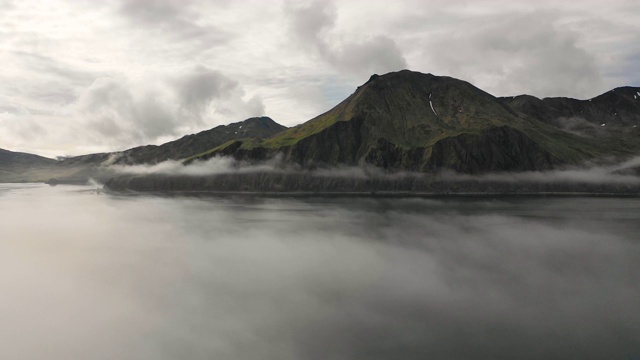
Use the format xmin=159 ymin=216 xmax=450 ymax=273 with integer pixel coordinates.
xmin=4 ymin=69 xmax=640 ymax=192
xmin=188 ymin=70 xmax=617 ymax=173
xmin=499 ymin=87 xmax=640 ymax=127
xmin=61 ymin=116 xmax=286 ymax=166
xmin=54 ymin=116 xmax=286 ymax=182
xmin=0 ymin=148 xmax=56 ymax=168
xmin=0 ymin=117 xmax=287 ymax=183
xmin=498 ymin=88 xmax=640 ymax=151
xmin=0 ymin=148 xmax=58 ymax=182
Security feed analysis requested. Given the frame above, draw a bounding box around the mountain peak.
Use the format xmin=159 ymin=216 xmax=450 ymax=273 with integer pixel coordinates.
xmin=244 ymin=70 xmax=525 ymax=153
xmin=365 ymin=74 xmax=380 ymax=84
xmin=193 ymin=68 xmax=596 ymax=173
xmin=238 ymin=116 xmax=281 ymax=128
xmin=238 ymin=116 xmax=275 ymax=124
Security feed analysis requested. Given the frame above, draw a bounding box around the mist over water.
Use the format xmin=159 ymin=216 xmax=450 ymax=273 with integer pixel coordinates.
xmin=1 ymin=184 xmax=639 ymax=360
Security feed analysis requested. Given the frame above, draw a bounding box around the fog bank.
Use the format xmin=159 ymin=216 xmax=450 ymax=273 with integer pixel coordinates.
xmin=110 ymin=155 xmax=420 ymax=179
xmin=109 ymin=155 xmax=640 ymax=186
xmin=440 ymin=155 xmax=640 ymax=184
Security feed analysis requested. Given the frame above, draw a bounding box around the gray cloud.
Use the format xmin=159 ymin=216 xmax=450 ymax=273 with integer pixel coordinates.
xmin=117 ymin=0 xmax=231 ymax=53
xmin=72 ymin=67 xmax=264 ymax=150
xmin=13 ymin=51 xmax=97 ymax=86
xmin=284 ymin=0 xmax=407 ymax=76
xmin=425 ymin=11 xmax=603 ymax=98
xmin=0 ymin=0 xmax=639 ymax=157
xmin=117 ymin=0 xmax=223 ymax=35
xmin=284 ymin=0 xmax=335 ymax=49
xmin=174 ymin=65 xmax=265 ymax=121
xmin=0 ymin=0 xmax=13 ymax=11
xmin=607 ymin=48 xmax=640 ymax=88
xmin=0 ymin=51 xmax=98 ymax=112
xmin=336 ymin=36 xmax=408 ymax=75
xmin=77 ymin=77 xmax=168 ymax=144
xmin=176 ymin=66 xmax=241 ymax=118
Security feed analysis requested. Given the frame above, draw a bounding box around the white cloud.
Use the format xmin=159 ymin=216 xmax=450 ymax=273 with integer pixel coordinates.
xmin=0 ymin=0 xmax=638 ymax=157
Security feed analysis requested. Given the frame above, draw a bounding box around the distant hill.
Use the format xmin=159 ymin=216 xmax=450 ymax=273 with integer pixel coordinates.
xmin=0 ymin=148 xmax=56 ymax=168
xmin=0 ymin=117 xmax=287 ymax=183
xmin=0 ymin=148 xmax=57 ymax=182
xmin=498 ymin=87 xmax=640 ymax=128
xmin=62 ymin=116 xmax=286 ymax=166
xmin=190 ymin=70 xmax=628 ymax=173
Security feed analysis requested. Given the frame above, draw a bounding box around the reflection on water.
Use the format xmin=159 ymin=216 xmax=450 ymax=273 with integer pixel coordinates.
xmin=0 ymin=184 xmax=639 ymax=360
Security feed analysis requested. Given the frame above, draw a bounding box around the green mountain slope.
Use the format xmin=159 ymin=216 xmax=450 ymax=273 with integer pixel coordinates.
xmin=0 ymin=117 xmax=287 ymax=183
xmin=192 ymin=70 xmax=610 ymax=173
xmin=63 ymin=116 xmax=286 ymax=166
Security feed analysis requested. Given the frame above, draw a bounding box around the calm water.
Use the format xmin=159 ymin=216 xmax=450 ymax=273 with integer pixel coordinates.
xmin=1 ymin=183 xmax=639 ymax=360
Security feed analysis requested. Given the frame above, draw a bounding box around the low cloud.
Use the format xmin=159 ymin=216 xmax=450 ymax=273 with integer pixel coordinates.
xmin=110 ymin=156 xmax=290 ymax=176
xmin=109 ymin=154 xmax=640 ymax=188
xmin=440 ymin=156 xmax=640 ymax=185
xmin=109 ymin=155 xmax=425 ymax=180
xmin=554 ymin=116 xmax=602 ymax=136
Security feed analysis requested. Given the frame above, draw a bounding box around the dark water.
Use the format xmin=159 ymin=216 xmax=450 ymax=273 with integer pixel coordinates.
xmin=1 ymin=184 xmax=639 ymax=360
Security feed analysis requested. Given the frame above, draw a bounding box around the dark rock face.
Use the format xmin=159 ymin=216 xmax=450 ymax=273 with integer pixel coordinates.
xmin=425 ymin=127 xmax=559 ymax=173
xmin=204 ymin=122 xmax=561 ymax=174
xmin=292 ymin=124 xmax=560 ymax=173
xmin=283 ymin=116 xmax=367 ymax=166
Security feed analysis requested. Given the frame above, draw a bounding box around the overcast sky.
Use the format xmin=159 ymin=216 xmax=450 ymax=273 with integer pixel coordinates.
xmin=1 ymin=0 xmax=639 ymax=157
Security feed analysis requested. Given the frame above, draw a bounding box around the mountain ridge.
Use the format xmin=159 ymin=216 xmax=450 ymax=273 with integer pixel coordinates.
xmin=0 ymin=117 xmax=287 ymax=183
xmin=3 ymin=69 xmax=640 ymax=187
xmin=0 ymin=148 xmax=58 ymax=183
xmin=61 ymin=116 xmax=286 ymax=166
xmin=188 ymin=70 xmax=622 ymax=173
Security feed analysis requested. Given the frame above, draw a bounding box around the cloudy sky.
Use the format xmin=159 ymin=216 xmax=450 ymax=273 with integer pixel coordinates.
xmin=1 ymin=0 xmax=638 ymax=157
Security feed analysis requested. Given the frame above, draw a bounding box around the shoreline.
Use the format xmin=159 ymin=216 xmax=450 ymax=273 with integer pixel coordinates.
xmin=102 ymin=188 xmax=640 ymax=199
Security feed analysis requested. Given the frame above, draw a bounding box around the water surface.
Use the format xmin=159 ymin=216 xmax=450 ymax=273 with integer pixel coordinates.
xmin=1 ymin=184 xmax=639 ymax=359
